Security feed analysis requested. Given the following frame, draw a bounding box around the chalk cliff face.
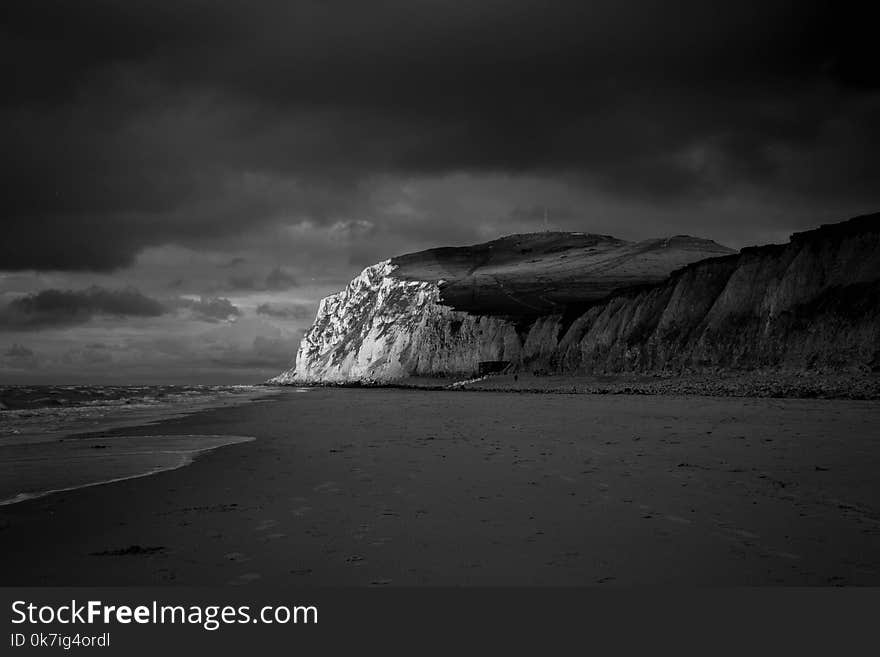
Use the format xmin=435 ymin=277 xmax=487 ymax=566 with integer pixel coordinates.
xmin=550 ymin=215 xmax=880 ymax=374
xmin=270 ymin=214 xmax=880 ymax=384
xmin=269 ymin=258 xmax=524 ymax=384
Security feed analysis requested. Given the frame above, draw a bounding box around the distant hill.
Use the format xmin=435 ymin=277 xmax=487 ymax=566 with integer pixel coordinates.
xmin=392 ymin=232 xmax=732 ymax=317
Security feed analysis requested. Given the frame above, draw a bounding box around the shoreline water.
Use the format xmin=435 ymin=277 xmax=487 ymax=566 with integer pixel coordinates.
xmin=0 ymin=385 xmax=284 ymax=506
xmin=0 ymin=384 xmax=279 ymax=447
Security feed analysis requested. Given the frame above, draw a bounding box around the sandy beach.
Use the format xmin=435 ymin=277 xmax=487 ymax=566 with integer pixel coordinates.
xmin=1 ymin=388 xmax=878 ymax=586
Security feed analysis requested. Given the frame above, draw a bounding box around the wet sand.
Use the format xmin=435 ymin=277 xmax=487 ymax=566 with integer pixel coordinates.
xmin=0 ymin=389 xmax=878 ymax=585
xmin=0 ymin=434 xmax=255 ymax=506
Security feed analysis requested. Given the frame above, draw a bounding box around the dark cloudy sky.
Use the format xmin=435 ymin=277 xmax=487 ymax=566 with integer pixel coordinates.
xmin=2 ymin=0 xmax=878 ymax=383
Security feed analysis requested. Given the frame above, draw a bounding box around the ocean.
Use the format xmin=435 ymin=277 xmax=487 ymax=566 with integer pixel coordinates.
xmin=0 ymin=384 xmax=278 ymax=505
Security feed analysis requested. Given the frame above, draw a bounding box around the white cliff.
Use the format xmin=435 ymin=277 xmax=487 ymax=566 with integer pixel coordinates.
xmin=268 ymin=260 xmax=520 ymax=383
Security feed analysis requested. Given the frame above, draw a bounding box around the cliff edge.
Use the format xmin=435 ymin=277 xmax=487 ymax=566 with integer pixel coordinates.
xmin=270 ymin=213 xmax=879 ymax=384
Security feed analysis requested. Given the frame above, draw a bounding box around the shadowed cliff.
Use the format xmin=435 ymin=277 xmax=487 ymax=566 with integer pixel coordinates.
xmin=392 ymin=231 xmax=732 ymax=317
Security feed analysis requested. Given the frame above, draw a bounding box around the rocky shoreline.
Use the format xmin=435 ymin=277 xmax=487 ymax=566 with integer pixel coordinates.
xmin=270 ymin=370 xmax=880 ymax=400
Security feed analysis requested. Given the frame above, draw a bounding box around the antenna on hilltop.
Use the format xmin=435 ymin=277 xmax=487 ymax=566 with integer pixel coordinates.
xmin=543 ymin=207 xmax=549 ymax=232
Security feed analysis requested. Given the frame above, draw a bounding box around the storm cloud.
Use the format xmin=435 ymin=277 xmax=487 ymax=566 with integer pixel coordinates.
xmin=0 ymin=287 xmax=165 ymax=329
xmin=0 ymin=285 xmax=246 ymax=330
xmin=256 ymin=302 xmax=314 ymax=321
xmin=227 ymin=267 xmax=298 ymax=292
xmin=173 ymin=296 xmax=242 ymax=323
xmin=2 ymin=0 xmax=879 ymax=272
xmin=1 ymin=343 xmax=39 ymax=369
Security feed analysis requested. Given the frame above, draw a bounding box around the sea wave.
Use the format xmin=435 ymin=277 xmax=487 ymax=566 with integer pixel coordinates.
xmin=0 ymin=385 xmax=276 ymax=446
